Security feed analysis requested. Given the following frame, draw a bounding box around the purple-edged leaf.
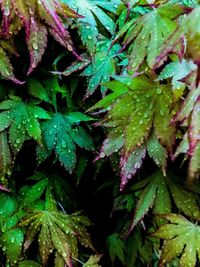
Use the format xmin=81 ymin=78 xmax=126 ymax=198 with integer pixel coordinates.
xmin=26 ymin=18 xmax=48 ymax=75
xmin=174 ymin=86 xmax=200 ymax=180
xmin=115 ymin=4 xmax=184 ymax=71
xmin=90 ymin=75 xmax=175 ymax=187
xmin=0 ymin=46 xmax=23 ymax=84
xmin=120 ymin=146 xmax=146 ymax=191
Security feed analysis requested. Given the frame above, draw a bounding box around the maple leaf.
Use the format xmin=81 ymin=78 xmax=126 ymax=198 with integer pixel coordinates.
xmin=153 ymin=214 xmax=200 ymax=267
xmin=0 ymin=0 xmax=82 ymax=76
xmin=129 ymin=171 xmax=200 ymax=231
xmin=36 ymin=112 xmax=93 ymax=172
xmin=66 ymin=0 xmax=121 ymax=54
xmin=54 ymin=39 xmax=124 ymax=97
xmin=89 ymin=75 xmax=175 ymax=189
xmin=0 ymin=96 xmax=50 ymax=155
xmin=113 ymin=3 xmax=183 ymax=71
xmin=174 ymin=85 xmax=200 ymax=180
xmin=82 ymin=39 xmax=124 ymax=97
xmin=19 ymin=192 xmax=93 ymax=266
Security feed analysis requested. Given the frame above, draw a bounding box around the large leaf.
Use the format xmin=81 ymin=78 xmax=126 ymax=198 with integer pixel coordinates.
xmin=153 ymin=214 xmax=200 ymax=267
xmin=90 ymin=75 xmax=175 ymax=188
xmin=0 ymin=97 xmax=50 ymax=155
xmin=113 ymin=3 xmax=183 ymax=71
xmin=36 ymin=112 xmax=93 ymax=172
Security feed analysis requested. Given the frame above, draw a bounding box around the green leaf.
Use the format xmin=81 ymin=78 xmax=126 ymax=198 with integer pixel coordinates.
xmin=83 ymin=255 xmax=102 ymax=267
xmin=0 ymin=228 xmax=24 ymax=265
xmin=19 ymin=208 xmax=93 ymax=266
xmin=82 ymin=40 xmax=122 ymax=96
xmin=90 ymin=75 xmax=175 ymax=187
xmin=37 ymin=112 xmax=93 ymax=172
xmin=0 ymin=46 xmax=23 ymax=84
xmin=18 ymin=260 xmax=41 ymax=267
xmin=147 ymin=134 xmax=167 ymax=173
xmin=20 ymin=178 xmax=49 ymax=207
xmin=0 ymin=97 xmax=50 ymax=155
xmin=66 ymin=0 xmax=121 ymax=54
xmin=153 ymin=214 xmax=200 ymax=267
xmin=107 ymin=233 xmax=125 ymax=265
xmin=114 ymin=4 xmax=183 ymax=70
xmin=130 ymin=171 xmax=200 ymax=230
xmin=174 ymin=86 xmax=200 ymax=180
xmin=27 ymin=78 xmax=51 ymax=103
xmin=0 ymin=193 xmax=18 ymax=226
xmin=0 ymin=131 xmax=12 ymax=180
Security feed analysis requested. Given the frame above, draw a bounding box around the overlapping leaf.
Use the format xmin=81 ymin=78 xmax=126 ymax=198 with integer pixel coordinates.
xmin=174 ymin=85 xmax=200 ymax=180
xmin=0 ymin=96 xmax=50 ymax=155
xmin=113 ymin=3 xmax=183 ymax=71
xmin=129 ymin=171 xmax=200 ymax=231
xmin=154 ymin=7 xmax=200 ymax=70
xmin=66 ymin=0 xmax=121 ymax=54
xmin=0 ymin=43 xmax=24 ymax=83
xmin=0 ymin=0 xmax=81 ymax=77
xmin=36 ymin=112 xmax=93 ymax=172
xmin=89 ymin=75 xmax=175 ymax=188
xmin=153 ymin=214 xmax=200 ymax=267
xmin=0 ymin=193 xmax=24 ymax=265
xmin=55 ymin=39 xmax=124 ymax=97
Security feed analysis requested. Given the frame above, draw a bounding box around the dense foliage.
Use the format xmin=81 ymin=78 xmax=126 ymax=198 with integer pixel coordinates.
xmin=0 ymin=0 xmax=200 ymax=266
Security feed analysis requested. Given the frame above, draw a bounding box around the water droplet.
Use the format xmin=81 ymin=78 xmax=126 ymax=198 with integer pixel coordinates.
xmin=156 ymin=88 xmax=162 ymax=94
xmin=32 ymin=42 xmax=38 ymax=50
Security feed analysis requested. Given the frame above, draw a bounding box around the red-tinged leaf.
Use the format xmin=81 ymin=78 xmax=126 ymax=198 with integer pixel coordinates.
xmin=120 ymin=146 xmax=146 ymax=191
xmin=13 ymin=0 xmax=30 ymax=26
xmin=90 ymin=75 xmax=175 ymax=188
xmin=174 ymin=85 xmax=200 ymax=180
xmin=0 ymin=46 xmax=24 ymax=84
xmin=26 ymin=18 xmax=48 ymax=75
xmin=38 ymin=0 xmax=74 ymax=53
